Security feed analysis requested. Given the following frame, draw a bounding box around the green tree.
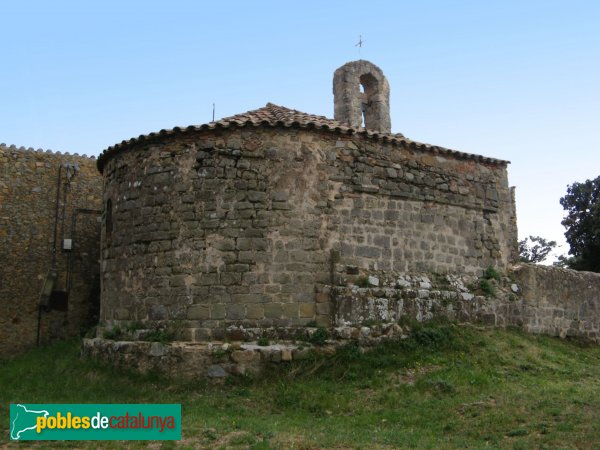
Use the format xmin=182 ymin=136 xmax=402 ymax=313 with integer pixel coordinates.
xmin=518 ymin=236 xmax=557 ymax=264
xmin=559 ymin=175 xmax=600 ymax=272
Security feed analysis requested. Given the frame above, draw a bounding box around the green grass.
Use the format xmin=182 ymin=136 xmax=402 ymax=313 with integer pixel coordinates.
xmin=3 ymin=324 xmax=600 ymax=449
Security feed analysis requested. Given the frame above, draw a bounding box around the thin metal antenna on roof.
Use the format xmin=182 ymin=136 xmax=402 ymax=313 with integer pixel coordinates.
xmin=212 ymin=103 xmax=215 ymax=122
xmin=355 ymin=35 xmax=365 ymax=58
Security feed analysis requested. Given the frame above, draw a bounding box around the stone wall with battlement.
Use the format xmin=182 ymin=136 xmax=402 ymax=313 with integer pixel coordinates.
xmin=0 ymin=144 xmax=102 ymax=357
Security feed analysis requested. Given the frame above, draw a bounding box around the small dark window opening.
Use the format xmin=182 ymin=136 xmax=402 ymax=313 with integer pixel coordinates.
xmin=106 ymin=199 xmax=113 ymax=242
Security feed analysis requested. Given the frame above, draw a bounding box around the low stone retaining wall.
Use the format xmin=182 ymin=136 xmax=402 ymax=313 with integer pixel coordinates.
xmin=82 ymin=264 xmax=600 ymax=379
xmin=511 ymin=264 xmax=600 ymax=341
xmin=82 ymin=323 xmax=408 ymax=379
xmin=332 ymin=265 xmax=600 ymax=343
xmin=332 ymin=274 xmax=508 ymax=327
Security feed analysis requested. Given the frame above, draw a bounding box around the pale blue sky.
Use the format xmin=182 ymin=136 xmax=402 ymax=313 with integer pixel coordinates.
xmin=2 ymin=1 xmax=599 ymax=260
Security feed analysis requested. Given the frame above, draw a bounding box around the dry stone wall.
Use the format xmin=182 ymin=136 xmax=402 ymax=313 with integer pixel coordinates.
xmin=332 ymin=264 xmax=600 ymax=344
xmin=84 ymin=262 xmax=600 ymax=379
xmin=511 ymin=264 xmax=600 ymax=341
xmin=99 ymin=125 xmax=517 ymax=340
xmin=0 ymin=144 xmax=102 ymax=357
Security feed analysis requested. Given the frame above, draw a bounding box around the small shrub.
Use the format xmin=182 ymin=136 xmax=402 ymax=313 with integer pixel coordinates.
xmin=355 ymin=276 xmax=370 ymax=288
xmin=412 ymin=326 xmax=453 ymax=350
xmin=145 ymin=328 xmax=176 ymax=344
xmin=212 ymin=348 xmax=230 ymax=359
xmin=413 ymin=328 xmax=447 ymax=348
xmin=103 ymin=326 xmax=123 ymax=340
xmin=361 ymin=319 xmax=379 ymax=327
xmin=125 ymin=321 xmax=145 ymax=333
xmin=257 ymin=336 xmax=270 ymax=346
xmin=484 ymin=266 xmax=501 ymax=281
xmin=308 ymin=328 xmax=330 ymax=346
xmin=479 ymin=279 xmax=496 ymax=297
xmin=335 ymin=341 xmax=362 ymax=362
xmin=432 ymin=272 xmax=451 ymax=287
xmin=305 ymin=320 xmax=317 ymax=328
xmin=398 ymin=315 xmax=420 ymax=329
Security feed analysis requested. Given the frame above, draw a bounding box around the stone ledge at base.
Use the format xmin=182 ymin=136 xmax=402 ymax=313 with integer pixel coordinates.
xmin=81 ymin=323 xmax=408 ymax=379
xmin=83 ymin=264 xmax=600 ymax=379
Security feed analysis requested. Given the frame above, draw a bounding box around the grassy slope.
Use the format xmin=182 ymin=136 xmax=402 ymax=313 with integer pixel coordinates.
xmin=2 ymin=323 xmax=600 ymax=449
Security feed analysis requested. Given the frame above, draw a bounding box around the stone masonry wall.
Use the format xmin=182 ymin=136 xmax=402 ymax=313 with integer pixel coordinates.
xmin=332 ymin=264 xmax=600 ymax=344
xmin=333 ymin=60 xmax=391 ymax=133
xmin=101 ymin=127 xmax=331 ymax=340
xmin=328 ymin=135 xmax=517 ymax=275
xmin=99 ymin=125 xmax=517 ymax=340
xmin=511 ymin=264 xmax=600 ymax=341
xmin=331 ymin=271 xmax=498 ymax=327
xmin=84 ymin=263 xmax=600 ymax=380
xmin=0 ymin=144 xmax=102 ymax=357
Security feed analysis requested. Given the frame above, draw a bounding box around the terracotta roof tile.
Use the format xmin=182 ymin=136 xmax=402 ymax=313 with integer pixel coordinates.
xmin=97 ymin=103 xmax=509 ymax=172
xmin=204 ymin=102 xmax=404 ymax=137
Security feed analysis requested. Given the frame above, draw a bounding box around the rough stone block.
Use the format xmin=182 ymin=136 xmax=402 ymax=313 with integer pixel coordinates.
xmin=246 ymin=304 xmax=264 ymax=319
xmin=114 ymin=308 xmax=130 ymax=320
xmin=149 ymin=305 xmax=168 ymax=320
xmin=231 ymin=350 xmax=260 ymax=364
xmin=210 ymin=304 xmax=226 ymax=320
xmin=299 ymin=303 xmax=315 ymax=318
xmin=226 ymin=304 xmax=245 ymax=320
xmin=221 ymin=273 xmax=241 ymax=285
xmin=281 ymin=348 xmax=293 ymax=361
xmin=264 ymin=303 xmax=283 ymax=319
xmin=237 ymin=238 xmax=268 ymax=251
xmin=207 ymin=365 xmax=227 ymax=378
xmin=188 ymin=304 xmax=209 ymax=320
xmin=316 ymin=292 xmax=329 ymax=303
xmin=316 ymin=302 xmax=330 ymax=316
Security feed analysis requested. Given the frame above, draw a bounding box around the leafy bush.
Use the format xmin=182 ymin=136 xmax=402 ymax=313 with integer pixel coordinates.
xmin=334 ymin=341 xmax=362 ymax=362
xmin=355 ymin=276 xmax=370 ymax=288
xmin=560 ymin=175 xmax=600 ymax=272
xmin=483 ymin=266 xmax=501 ymax=281
xmin=519 ymin=236 xmax=557 ymax=264
xmin=257 ymin=336 xmax=270 ymax=346
xmin=479 ymin=279 xmax=496 ymax=297
xmin=103 ymin=326 xmax=123 ymax=340
xmin=144 ymin=328 xmax=176 ymax=344
xmin=125 ymin=321 xmax=145 ymax=333
xmin=412 ymin=326 xmax=453 ymax=350
xmin=308 ymin=328 xmax=330 ymax=346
